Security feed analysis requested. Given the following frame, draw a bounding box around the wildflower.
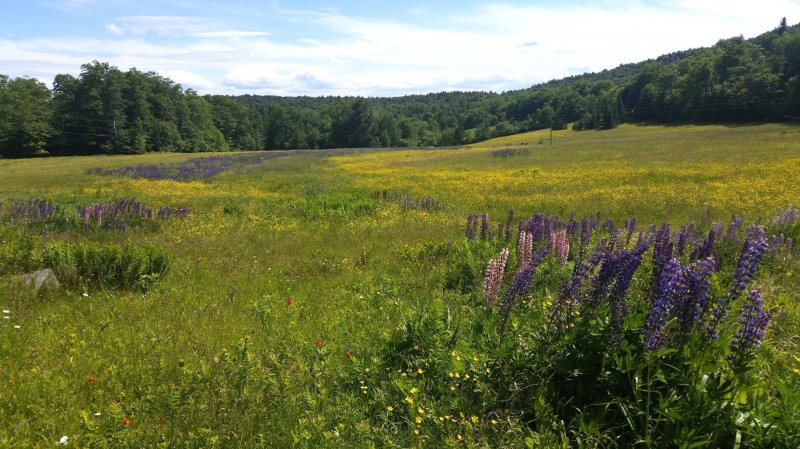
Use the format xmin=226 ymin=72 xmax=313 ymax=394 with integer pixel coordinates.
xmin=57 ymin=436 xmax=68 ymax=445
xmin=491 ymin=419 xmax=497 ymax=425
xmin=346 ymin=351 xmax=353 ymax=361
xmin=82 ymin=292 xmax=89 ymax=297
xmin=417 ymin=407 xmax=424 ymax=414
xmin=122 ymin=416 xmax=132 ymax=426
xmin=410 ymin=387 xmax=419 ymax=394
xmin=471 ymin=415 xmax=479 ymax=424
xmin=315 ymin=340 xmax=323 ymax=348
xmin=417 ymin=368 xmax=424 ymax=374
xmin=482 ymin=248 xmax=509 ymax=304
xmin=387 ymin=406 xmax=394 ymax=412
xmin=405 ymin=396 xmax=414 ymax=404
xmin=415 ymin=416 xmax=423 ymax=424
xmin=2 ymin=309 xmax=9 ymax=314
xmin=730 ymin=289 xmax=771 ymax=361
xmin=287 ymin=297 xmax=294 ymax=305
xmin=457 ymin=434 xmax=463 ymax=440
xmin=88 ymin=376 xmax=96 ymax=386
xmin=414 ymin=429 xmax=420 ymax=435
xmin=13 ymin=325 xmax=21 ymax=329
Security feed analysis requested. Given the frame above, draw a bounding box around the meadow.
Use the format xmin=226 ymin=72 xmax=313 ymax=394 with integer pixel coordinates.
xmin=1 ymin=123 xmax=799 ymax=448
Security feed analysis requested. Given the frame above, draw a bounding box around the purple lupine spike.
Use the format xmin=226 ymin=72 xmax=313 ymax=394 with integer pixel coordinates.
xmin=531 ymin=214 xmax=545 ymax=242
xmin=603 ymin=217 xmax=615 ymax=232
xmin=590 ymin=213 xmax=598 ymax=232
xmin=466 ymin=214 xmax=476 ymax=239
xmin=730 ymin=289 xmax=771 ymax=361
xmin=625 ymin=217 xmax=637 ymax=245
xmin=480 ymin=213 xmax=490 ymax=240
xmin=499 ymin=248 xmax=545 ymax=334
xmin=675 ymin=256 xmax=716 ymax=333
xmin=644 ymin=258 xmax=683 ymax=350
xmin=504 ymin=209 xmax=514 ymax=243
xmin=727 ymin=215 xmax=744 ymax=239
xmin=483 ymin=248 xmax=509 ymax=305
xmin=608 ymin=240 xmax=650 ymax=331
xmin=709 ymin=225 xmax=769 ymax=336
xmin=652 ymin=223 xmax=673 ymax=284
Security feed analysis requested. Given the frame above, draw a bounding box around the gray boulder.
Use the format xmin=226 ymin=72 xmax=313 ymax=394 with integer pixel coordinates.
xmin=21 ymin=269 xmax=60 ymax=291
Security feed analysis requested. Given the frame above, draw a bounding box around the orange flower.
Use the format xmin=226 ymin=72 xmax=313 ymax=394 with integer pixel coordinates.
xmin=346 ymin=351 xmax=353 ymax=360
xmin=121 ymin=417 xmax=132 ymax=426
xmin=286 ymin=298 xmax=294 ymax=305
xmin=88 ymin=376 xmax=96 ymax=386
xmin=315 ymin=340 xmax=323 ymax=348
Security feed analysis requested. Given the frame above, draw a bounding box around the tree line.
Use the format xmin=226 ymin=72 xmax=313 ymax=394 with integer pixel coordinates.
xmin=1 ymin=20 xmax=798 ymax=157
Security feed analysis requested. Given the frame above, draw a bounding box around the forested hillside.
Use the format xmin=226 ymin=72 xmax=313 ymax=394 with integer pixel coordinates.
xmin=1 ymin=21 xmax=798 ymax=157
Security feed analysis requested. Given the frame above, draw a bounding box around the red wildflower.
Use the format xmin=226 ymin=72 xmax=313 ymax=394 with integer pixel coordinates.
xmin=121 ymin=416 xmax=132 ymax=426
xmin=88 ymin=376 xmax=96 ymax=386
xmin=315 ymin=340 xmax=323 ymax=348
xmin=346 ymin=351 xmax=353 ymax=361
xmin=287 ymin=298 xmax=294 ymax=305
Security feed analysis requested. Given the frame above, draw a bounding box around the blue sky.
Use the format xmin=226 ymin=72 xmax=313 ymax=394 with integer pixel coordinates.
xmin=2 ymin=0 xmax=799 ymax=96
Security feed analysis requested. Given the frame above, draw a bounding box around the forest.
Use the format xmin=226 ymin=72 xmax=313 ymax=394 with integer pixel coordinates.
xmin=0 ymin=20 xmax=798 ymax=157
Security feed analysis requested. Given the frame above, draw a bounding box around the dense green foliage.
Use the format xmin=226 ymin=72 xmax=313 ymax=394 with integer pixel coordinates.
xmin=1 ymin=22 xmax=799 ymax=157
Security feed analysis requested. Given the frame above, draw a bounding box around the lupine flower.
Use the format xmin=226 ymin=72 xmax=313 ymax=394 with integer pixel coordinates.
xmin=674 ymin=256 xmax=716 ymax=333
xmin=652 ymin=223 xmax=673 ymax=285
xmin=644 ymin=258 xmax=682 ymax=350
xmin=625 ymin=217 xmax=637 ymax=245
xmin=499 ymin=249 xmax=545 ymax=334
xmin=483 ymin=248 xmax=509 ymax=305
xmin=709 ymin=225 xmax=768 ymax=336
xmin=504 ymin=209 xmax=514 ymax=243
xmin=517 ymin=231 xmax=533 ymax=268
xmin=466 ymin=214 xmax=478 ymax=240
xmin=730 ymin=289 xmax=771 ymax=361
xmin=548 ymin=229 xmax=569 ymax=264
xmin=480 ymin=213 xmax=490 ymax=240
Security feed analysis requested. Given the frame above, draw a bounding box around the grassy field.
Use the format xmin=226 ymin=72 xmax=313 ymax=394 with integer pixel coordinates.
xmin=1 ymin=124 xmax=799 ymax=448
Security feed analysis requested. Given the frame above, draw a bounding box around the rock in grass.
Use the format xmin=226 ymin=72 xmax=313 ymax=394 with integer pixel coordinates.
xmin=21 ymin=269 xmax=60 ymax=291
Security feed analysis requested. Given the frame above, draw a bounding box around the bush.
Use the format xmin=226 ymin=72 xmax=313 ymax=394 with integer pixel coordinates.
xmin=40 ymin=242 xmax=171 ymax=291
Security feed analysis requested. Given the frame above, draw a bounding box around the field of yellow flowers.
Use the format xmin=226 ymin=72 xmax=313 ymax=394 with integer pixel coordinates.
xmin=1 ymin=123 xmax=799 ymax=447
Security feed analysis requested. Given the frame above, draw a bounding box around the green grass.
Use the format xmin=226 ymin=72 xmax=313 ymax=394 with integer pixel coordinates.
xmin=1 ymin=124 xmax=799 ymax=447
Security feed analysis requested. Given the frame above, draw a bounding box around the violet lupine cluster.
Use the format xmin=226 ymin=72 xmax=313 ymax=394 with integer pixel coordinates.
xmin=709 ymin=225 xmax=769 ymax=336
xmin=549 ymin=247 xmax=606 ymax=329
xmin=730 ymin=289 xmax=771 ymax=361
xmin=499 ymin=248 xmax=545 ymax=334
xmin=1 ymin=199 xmax=64 ymax=226
xmin=76 ymin=199 xmax=189 ymax=232
xmin=482 ymin=248 xmax=509 ymax=305
xmin=770 ymin=205 xmax=799 ymax=227
xmin=651 ymin=224 xmax=673 ymax=285
xmin=643 ymin=256 xmax=717 ymax=350
xmin=489 ymin=148 xmax=530 ymax=157
xmin=466 ymin=214 xmax=478 ymax=240
xmin=624 ymin=218 xmax=637 ymax=246
xmin=548 ymin=229 xmax=569 ymax=264
xmin=87 ymin=151 xmax=294 ymax=182
xmin=372 ymin=190 xmax=443 ymax=211
xmin=675 ymin=223 xmax=695 ymax=256
xmin=644 ymin=258 xmax=683 ymax=350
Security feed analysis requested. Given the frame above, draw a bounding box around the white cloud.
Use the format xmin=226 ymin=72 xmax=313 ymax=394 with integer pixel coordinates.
xmin=162 ymin=69 xmax=216 ymax=90
xmin=6 ymin=2 xmax=800 ymax=96
xmin=105 ymin=23 xmax=124 ymax=36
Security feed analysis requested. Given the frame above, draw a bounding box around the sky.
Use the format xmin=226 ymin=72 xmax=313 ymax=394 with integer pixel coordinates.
xmin=1 ymin=0 xmax=799 ymax=97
